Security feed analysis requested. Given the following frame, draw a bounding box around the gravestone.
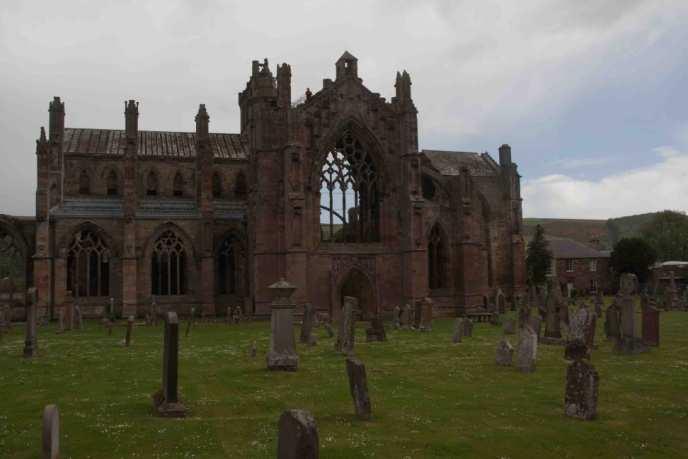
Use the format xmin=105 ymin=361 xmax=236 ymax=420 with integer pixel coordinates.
xmin=335 ymin=296 xmax=356 ymax=354
xmin=495 ymin=338 xmax=514 ymax=366
xmin=365 ymin=316 xmax=386 ymax=342
xmin=584 ymin=314 xmax=597 ymax=352
xmin=24 ymin=288 xmax=38 ymax=358
xmin=516 ymin=326 xmax=537 ymax=373
xmin=393 ymin=305 xmax=401 ymax=330
xmin=42 ymin=404 xmax=60 ymax=459
xmin=345 ymin=357 xmax=371 ymax=420
xmin=605 ymin=300 xmax=620 ymax=339
xmin=300 ymin=303 xmax=316 ymax=345
xmin=413 ymin=300 xmax=423 ymax=330
xmin=402 ymin=303 xmax=412 ymax=329
xmin=250 ymin=340 xmax=257 ymax=358
xmin=185 ymin=307 xmax=195 ymax=338
xmin=74 ymin=303 xmax=83 ymax=330
xmin=125 ymin=316 xmax=134 ymax=346
xmin=225 ymin=306 xmax=232 ymax=324
xmin=518 ymin=295 xmax=531 ymax=330
xmin=614 ymin=273 xmax=648 ymax=354
xmin=564 ymin=340 xmax=599 ymax=420
xmin=266 ymin=279 xmax=299 ymax=371
xmin=463 ymin=318 xmax=473 ymax=337
xmin=64 ymin=291 xmax=74 ymax=331
xmin=569 ymin=307 xmax=589 ymax=342
xmin=495 ymin=288 xmax=506 ymax=314
xmin=642 ymin=299 xmax=660 ymax=346
xmin=56 ymin=308 xmax=65 ymax=334
xmin=277 ymin=409 xmax=319 ymax=459
xmin=152 ymin=311 xmax=187 ymax=417
xmin=503 ymin=319 xmax=516 ymax=335
xmin=108 ymin=297 xmax=115 ymax=320
xmin=528 ymin=315 xmax=542 ymax=342
xmin=543 ymin=278 xmax=564 ymax=344
xmin=594 ymin=290 xmax=604 ymax=317
xmin=323 ymin=322 xmax=334 ymax=338
xmin=452 ymin=318 xmax=463 ymax=343
xmin=666 ymin=271 xmax=679 ymax=310
xmin=232 ymin=306 xmax=241 ymax=324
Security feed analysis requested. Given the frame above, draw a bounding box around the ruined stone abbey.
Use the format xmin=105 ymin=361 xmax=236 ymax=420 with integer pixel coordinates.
xmin=2 ymin=52 xmax=526 ymax=319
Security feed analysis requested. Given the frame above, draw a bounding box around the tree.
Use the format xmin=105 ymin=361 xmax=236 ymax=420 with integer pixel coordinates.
xmin=526 ymin=224 xmax=552 ymax=286
xmin=610 ymin=237 xmax=657 ymax=284
xmin=640 ymin=210 xmax=688 ymax=261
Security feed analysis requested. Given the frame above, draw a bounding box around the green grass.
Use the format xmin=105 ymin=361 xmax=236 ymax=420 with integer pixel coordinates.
xmin=1 ymin=308 xmax=687 ymax=458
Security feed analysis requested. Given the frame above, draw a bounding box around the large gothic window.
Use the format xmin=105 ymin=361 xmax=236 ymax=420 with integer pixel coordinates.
xmin=428 ymin=224 xmax=447 ymax=289
xmin=217 ymin=234 xmax=245 ymax=295
xmin=146 ymin=171 xmax=158 ymax=196
xmin=0 ymin=228 xmax=24 ymax=288
xmin=320 ymin=129 xmax=379 ymax=242
xmin=151 ymin=230 xmax=187 ymax=296
xmin=67 ymin=230 xmax=110 ymax=297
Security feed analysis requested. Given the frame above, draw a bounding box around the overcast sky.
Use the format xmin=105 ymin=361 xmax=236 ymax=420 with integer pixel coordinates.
xmin=1 ymin=0 xmax=687 ymax=218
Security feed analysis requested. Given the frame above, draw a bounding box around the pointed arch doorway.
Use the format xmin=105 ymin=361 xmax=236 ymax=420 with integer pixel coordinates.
xmin=338 ymin=269 xmax=377 ymax=320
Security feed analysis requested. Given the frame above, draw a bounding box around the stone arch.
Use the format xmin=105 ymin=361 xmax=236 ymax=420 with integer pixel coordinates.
xmin=0 ymin=215 xmax=30 ymax=291
xmin=59 ymin=221 xmax=117 ymax=256
xmin=143 ymin=222 xmax=197 ymax=298
xmin=100 ymin=166 xmax=120 ymax=196
xmin=65 ymin=224 xmax=113 ymax=298
xmin=215 ymin=229 xmax=248 ymax=297
xmin=427 ymin=221 xmax=449 ymax=290
xmin=337 ymin=267 xmax=377 ymax=320
xmin=145 ymin=168 xmax=159 ymax=196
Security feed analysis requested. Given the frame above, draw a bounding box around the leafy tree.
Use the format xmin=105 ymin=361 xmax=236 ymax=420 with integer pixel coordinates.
xmin=610 ymin=237 xmax=657 ymax=284
xmin=526 ymin=224 xmax=552 ymax=286
xmin=640 ymin=210 xmax=688 ymax=261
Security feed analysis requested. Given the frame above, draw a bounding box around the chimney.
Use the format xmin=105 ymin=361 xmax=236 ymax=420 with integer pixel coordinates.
xmin=48 ymin=97 xmax=65 ymax=143
xmin=124 ymin=100 xmax=139 ymax=143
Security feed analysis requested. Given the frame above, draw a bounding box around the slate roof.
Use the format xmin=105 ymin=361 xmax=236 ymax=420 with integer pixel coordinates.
xmin=422 ymin=150 xmax=499 ymax=176
xmin=62 ymin=128 xmax=248 ymax=160
xmin=546 ymin=236 xmax=609 ymax=259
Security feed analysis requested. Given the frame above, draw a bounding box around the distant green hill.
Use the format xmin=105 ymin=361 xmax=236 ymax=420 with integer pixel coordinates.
xmin=524 ymin=212 xmax=662 ymax=250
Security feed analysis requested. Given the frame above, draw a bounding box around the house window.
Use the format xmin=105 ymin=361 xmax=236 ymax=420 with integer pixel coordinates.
xmin=151 ymin=230 xmax=187 ymax=296
xmin=67 ymin=230 xmax=110 ymax=297
xmin=590 ymin=260 xmax=597 ymax=272
xmin=566 ymin=259 xmax=575 ymax=272
xmin=590 ymin=279 xmax=598 ymax=293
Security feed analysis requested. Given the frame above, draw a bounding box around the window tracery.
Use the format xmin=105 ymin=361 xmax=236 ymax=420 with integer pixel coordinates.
xmin=151 ymin=230 xmax=187 ymax=296
xmin=67 ymin=229 xmax=110 ymax=297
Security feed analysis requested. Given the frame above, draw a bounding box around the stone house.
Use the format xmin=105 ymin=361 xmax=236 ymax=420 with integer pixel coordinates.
xmin=545 ymin=236 xmax=611 ymax=296
xmin=14 ymin=52 xmax=526 ymax=319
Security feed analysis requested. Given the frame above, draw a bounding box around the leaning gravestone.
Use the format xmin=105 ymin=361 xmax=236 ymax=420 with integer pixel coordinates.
xmin=277 ymin=409 xmax=319 ymax=459
xmin=300 ymin=303 xmax=316 ymax=345
xmin=24 ymin=288 xmax=38 ymax=358
xmin=345 ymin=357 xmax=372 ymax=420
xmin=152 ymin=311 xmax=187 ymax=417
xmin=564 ymin=340 xmax=599 ymax=420
xmin=516 ymin=326 xmax=537 ymax=373
xmin=266 ymin=279 xmax=299 ymax=371
xmin=335 ymin=297 xmax=356 ymax=354
xmin=42 ymin=404 xmax=60 ymax=459
xmin=495 ymin=339 xmax=514 ymax=366
xmin=452 ymin=318 xmax=463 ymax=344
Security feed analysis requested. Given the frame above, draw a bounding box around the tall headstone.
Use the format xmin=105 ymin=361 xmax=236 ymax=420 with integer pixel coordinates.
xmin=125 ymin=316 xmax=134 ymax=346
xmin=594 ymin=290 xmax=604 ymax=317
xmin=569 ymin=307 xmax=589 ymax=342
xmin=393 ymin=305 xmax=401 ymax=330
xmin=452 ymin=318 xmax=463 ymax=344
xmin=402 ymin=303 xmax=412 ymax=329
xmin=42 ymin=404 xmax=60 ymax=459
xmin=365 ymin=316 xmax=386 ymax=342
xmin=64 ymin=290 xmax=74 ymax=331
xmin=463 ymin=318 xmax=473 ymax=337
xmin=335 ymin=296 xmax=356 ymax=354
xmin=564 ymin=340 xmax=599 ymax=420
xmin=420 ymin=297 xmax=433 ymax=331
xmin=495 ymin=338 xmax=514 ymax=366
xmin=300 ymin=303 xmax=316 ymax=345
xmin=24 ymin=288 xmax=38 ymax=358
xmin=345 ymin=357 xmax=371 ymax=420
xmin=152 ymin=311 xmax=187 ymax=417
xmin=543 ymin=278 xmax=563 ymax=344
xmin=266 ymin=279 xmax=299 ymax=371
xmin=605 ymin=299 xmax=620 ymax=339
xmin=495 ymin=288 xmax=506 ymax=314
xmin=516 ymin=326 xmax=537 ymax=373
xmin=277 ymin=409 xmax=319 ymax=459
xmin=642 ymin=298 xmax=660 ymax=346
xmin=614 ymin=273 xmax=648 ymax=354
xmin=74 ymin=302 xmax=83 ymax=330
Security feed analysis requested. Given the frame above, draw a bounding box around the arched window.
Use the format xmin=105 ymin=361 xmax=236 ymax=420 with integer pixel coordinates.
xmin=78 ymin=170 xmax=90 ymax=195
xmin=106 ymin=170 xmax=118 ymax=196
xmin=428 ymin=224 xmax=447 ymax=289
xmin=173 ymin=172 xmax=184 ymax=197
xmin=217 ymin=234 xmax=245 ymax=295
xmin=146 ymin=171 xmax=158 ymax=196
xmin=67 ymin=229 xmax=110 ymax=297
xmin=319 ymin=128 xmax=379 ymax=242
xmin=234 ymin=171 xmax=247 ymax=199
xmin=151 ymin=230 xmax=187 ymax=296
xmin=0 ymin=228 xmax=24 ymax=287
xmin=212 ymin=172 xmax=223 ymax=198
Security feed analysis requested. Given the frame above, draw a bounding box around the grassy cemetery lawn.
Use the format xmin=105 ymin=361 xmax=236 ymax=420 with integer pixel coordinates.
xmin=1 ymin=309 xmax=687 ymax=458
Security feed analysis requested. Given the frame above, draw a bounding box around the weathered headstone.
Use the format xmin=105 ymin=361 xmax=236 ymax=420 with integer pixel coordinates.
xmin=365 ymin=316 xmax=386 ymax=342
xmin=503 ymin=318 xmax=516 ymax=335
xmin=56 ymin=308 xmax=65 ymax=334
xmin=300 ymin=303 xmax=316 ymax=345
xmin=74 ymin=303 xmax=83 ymax=330
xmin=463 ymin=317 xmax=473 ymax=337
xmin=277 ymin=409 xmax=319 ymax=459
xmin=402 ymin=303 xmax=412 ymax=329
xmin=495 ymin=288 xmax=506 ymax=314
xmin=345 ymin=357 xmax=371 ymax=420
xmin=604 ymin=300 xmax=620 ymax=339
xmin=42 ymin=404 xmax=60 ymax=459
xmin=152 ymin=311 xmax=187 ymax=417
xmin=266 ymin=279 xmax=299 ymax=371
xmin=564 ymin=340 xmax=599 ymax=420
xmin=642 ymin=299 xmax=660 ymax=346
xmin=452 ymin=318 xmax=463 ymax=343
xmin=543 ymin=278 xmax=564 ymax=344
xmin=594 ymin=290 xmax=604 ymax=317
xmin=225 ymin=306 xmax=232 ymax=324
xmin=125 ymin=316 xmax=134 ymax=346
xmin=323 ymin=322 xmax=334 ymax=338
xmin=232 ymin=305 xmax=241 ymax=324
xmin=24 ymin=288 xmax=38 ymax=358
xmin=495 ymin=338 xmax=514 ymax=366
xmin=393 ymin=305 xmax=401 ymax=330
xmin=569 ymin=307 xmax=589 ymax=342
xmin=614 ymin=273 xmax=648 ymax=354
xmin=516 ymin=326 xmax=537 ymax=373
xmin=185 ymin=307 xmax=195 ymax=338
xmin=335 ymin=296 xmax=356 ymax=354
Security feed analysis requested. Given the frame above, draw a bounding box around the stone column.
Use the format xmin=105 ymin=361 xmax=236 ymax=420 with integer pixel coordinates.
xmin=152 ymin=311 xmax=187 ymax=417
xmin=266 ymin=279 xmax=299 ymax=371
